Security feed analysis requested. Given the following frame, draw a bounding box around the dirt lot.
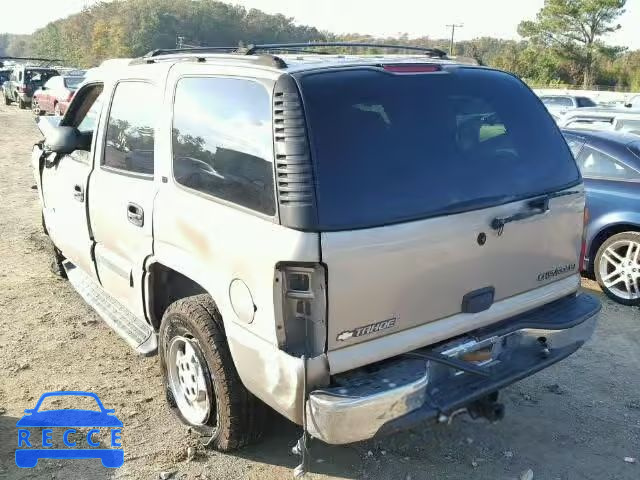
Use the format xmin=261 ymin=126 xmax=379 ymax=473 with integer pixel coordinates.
xmin=0 ymin=102 xmax=638 ymax=480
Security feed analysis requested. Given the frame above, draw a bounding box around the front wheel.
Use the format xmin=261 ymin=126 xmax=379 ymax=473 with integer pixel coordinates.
xmin=159 ymin=294 xmax=266 ymax=451
xmin=3 ymin=93 xmax=10 ymax=105
xmin=18 ymin=98 xmax=27 ymax=109
xmin=594 ymin=231 xmax=640 ymax=306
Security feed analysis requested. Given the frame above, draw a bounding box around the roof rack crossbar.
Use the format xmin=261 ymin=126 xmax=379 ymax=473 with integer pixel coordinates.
xmin=241 ymin=43 xmax=448 ymax=58
xmin=144 ymin=46 xmax=239 ymax=57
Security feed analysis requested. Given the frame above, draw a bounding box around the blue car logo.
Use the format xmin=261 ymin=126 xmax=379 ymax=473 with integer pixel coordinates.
xmin=15 ymin=391 xmax=123 ymax=468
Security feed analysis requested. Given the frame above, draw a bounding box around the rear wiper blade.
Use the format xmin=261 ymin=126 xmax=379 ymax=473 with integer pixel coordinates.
xmin=490 ymin=190 xmax=581 ymax=235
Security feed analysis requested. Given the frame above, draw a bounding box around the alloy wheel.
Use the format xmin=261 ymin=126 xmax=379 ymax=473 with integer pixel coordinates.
xmin=598 ymin=239 xmax=640 ymax=301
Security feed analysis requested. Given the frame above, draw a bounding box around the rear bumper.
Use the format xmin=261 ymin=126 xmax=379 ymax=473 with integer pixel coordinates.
xmin=306 ymin=293 xmax=600 ymax=445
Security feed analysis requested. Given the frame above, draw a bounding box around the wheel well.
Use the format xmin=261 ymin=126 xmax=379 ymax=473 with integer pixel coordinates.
xmin=147 ymin=263 xmax=207 ymax=330
xmin=588 ymin=224 xmax=640 ymax=273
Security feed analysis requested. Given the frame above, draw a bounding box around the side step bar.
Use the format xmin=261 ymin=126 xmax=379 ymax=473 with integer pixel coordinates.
xmin=63 ymin=261 xmax=157 ymax=356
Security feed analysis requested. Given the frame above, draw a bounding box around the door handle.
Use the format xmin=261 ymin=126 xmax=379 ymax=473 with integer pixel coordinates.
xmin=73 ymin=184 xmax=84 ymax=202
xmin=127 ymin=203 xmax=144 ymax=227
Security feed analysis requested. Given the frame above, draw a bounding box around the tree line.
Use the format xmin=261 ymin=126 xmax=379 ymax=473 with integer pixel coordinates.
xmin=1 ymin=0 xmax=638 ymax=91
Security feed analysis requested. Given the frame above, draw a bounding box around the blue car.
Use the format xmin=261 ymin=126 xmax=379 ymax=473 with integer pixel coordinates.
xmin=15 ymin=391 xmax=123 ymax=468
xmin=562 ymin=129 xmax=640 ymax=305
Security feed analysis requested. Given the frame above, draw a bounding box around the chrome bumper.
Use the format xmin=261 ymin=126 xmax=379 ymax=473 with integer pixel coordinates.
xmin=307 ymin=293 xmax=600 ymax=445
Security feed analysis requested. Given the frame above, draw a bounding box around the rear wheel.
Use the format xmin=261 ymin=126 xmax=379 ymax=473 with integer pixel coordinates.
xmin=18 ymin=97 xmax=26 ymax=109
xmin=594 ymin=231 xmax=640 ymax=306
xmin=3 ymin=93 xmax=10 ymax=105
xmin=159 ymin=294 xmax=266 ymax=451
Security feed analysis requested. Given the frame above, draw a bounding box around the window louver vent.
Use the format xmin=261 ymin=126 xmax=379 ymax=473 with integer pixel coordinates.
xmin=273 ymin=74 xmax=318 ymax=230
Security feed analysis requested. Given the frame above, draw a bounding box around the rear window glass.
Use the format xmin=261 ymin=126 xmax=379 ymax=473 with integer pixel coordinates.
xmin=541 ymin=96 xmax=573 ymax=107
xmin=25 ymin=69 xmax=58 ymax=85
xmin=64 ymin=76 xmax=84 ymax=89
xmin=299 ymin=67 xmax=581 ymax=229
xmin=577 ymin=97 xmax=597 ymax=107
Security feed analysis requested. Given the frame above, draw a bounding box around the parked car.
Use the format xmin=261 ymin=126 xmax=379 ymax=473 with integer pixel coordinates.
xmin=559 ymin=107 xmax=640 ymax=135
xmin=3 ymin=65 xmax=59 ymax=109
xmin=539 ymin=94 xmax=598 ymax=116
xmin=32 ymin=74 xmax=85 ymax=116
xmin=562 ymin=128 xmax=640 ymax=305
xmin=31 ymin=44 xmax=600 ymax=473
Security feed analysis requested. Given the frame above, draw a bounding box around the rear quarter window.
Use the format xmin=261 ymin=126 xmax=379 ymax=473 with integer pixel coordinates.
xmin=171 ymin=77 xmax=275 ymax=216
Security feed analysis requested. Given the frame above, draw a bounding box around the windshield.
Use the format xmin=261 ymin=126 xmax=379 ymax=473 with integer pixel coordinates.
xmin=64 ymin=76 xmax=84 ymax=89
xmin=299 ymin=67 xmax=581 ymax=229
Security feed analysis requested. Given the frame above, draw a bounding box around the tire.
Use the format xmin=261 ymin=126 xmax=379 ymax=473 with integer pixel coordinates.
xmin=47 ymin=238 xmax=67 ymax=279
xmin=18 ymin=98 xmax=26 ymax=109
xmin=594 ymin=231 xmax=640 ymax=306
xmin=159 ymin=294 xmax=266 ymax=451
xmin=3 ymin=93 xmax=10 ymax=105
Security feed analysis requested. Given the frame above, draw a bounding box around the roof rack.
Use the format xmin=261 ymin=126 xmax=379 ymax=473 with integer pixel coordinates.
xmin=132 ymin=42 xmax=449 ymax=69
xmin=143 ymin=46 xmax=238 ymax=57
xmin=240 ymin=42 xmax=448 ymax=58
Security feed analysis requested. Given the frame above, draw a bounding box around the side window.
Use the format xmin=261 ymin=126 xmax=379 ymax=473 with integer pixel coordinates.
xmin=558 ymin=97 xmax=574 ymax=107
xmin=63 ymin=83 xmax=105 ymax=134
xmin=577 ymin=145 xmax=640 ymax=180
xmin=172 ymin=77 xmax=275 ymax=215
xmin=563 ymin=134 xmax=585 ymax=158
xmin=103 ymin=82 xmax=156 ymax=175
xmin=60 ymin=83 xmax=105 ymax=151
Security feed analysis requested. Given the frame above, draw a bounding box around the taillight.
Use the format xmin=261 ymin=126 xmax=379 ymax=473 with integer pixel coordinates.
xmin=275 ymin=263 xmax=327 ymax=357
xmin=579 ymin=207 xmax=590 ymax=271
xmin=382 ymin=63 xmax=442 ymax=73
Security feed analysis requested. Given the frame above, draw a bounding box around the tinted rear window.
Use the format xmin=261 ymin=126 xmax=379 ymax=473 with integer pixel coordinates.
xmin=299 ymin=67 xmax=580 ymax=229
xmin=577 ymin=97 xmax=597 ymax=107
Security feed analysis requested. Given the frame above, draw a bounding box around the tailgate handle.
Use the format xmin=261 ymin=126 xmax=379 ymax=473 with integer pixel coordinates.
xmin=491 ymin=190 xmax=581 ymax=235
xmin=462 ymin=287 xmax=495 ymax=314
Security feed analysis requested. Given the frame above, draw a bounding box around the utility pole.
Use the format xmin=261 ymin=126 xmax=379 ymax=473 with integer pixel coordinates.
xmin=446 ymin=23 xmax=463 ymax=56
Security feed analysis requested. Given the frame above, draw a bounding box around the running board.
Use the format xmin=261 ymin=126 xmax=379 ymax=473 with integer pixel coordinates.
xmin=63 ymin=261 xmax=157 ymax=356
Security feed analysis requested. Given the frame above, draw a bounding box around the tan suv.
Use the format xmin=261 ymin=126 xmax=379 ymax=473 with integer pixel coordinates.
xmin=32 ymin=43 xmax=600 ymax=475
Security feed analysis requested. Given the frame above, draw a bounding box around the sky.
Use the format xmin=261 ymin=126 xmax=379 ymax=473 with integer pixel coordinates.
xmin=1 ymin=0 xmax=639 ymax=49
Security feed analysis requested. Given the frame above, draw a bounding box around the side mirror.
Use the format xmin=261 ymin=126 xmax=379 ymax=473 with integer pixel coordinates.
xmin=44 ymin=126 xmax=83 ymax=155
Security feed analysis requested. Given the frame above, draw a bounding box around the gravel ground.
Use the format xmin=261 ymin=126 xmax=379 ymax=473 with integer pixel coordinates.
xmin=0 ymin=102 xmax=639 ymax=480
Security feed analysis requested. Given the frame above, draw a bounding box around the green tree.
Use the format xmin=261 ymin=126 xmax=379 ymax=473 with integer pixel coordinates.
xmin=518 ymin=0 xmax=626 ymax=87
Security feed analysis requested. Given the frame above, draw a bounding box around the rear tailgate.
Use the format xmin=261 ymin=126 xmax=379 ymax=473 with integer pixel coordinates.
xmin=296 ymin=63 xmax=584 ymax=361
xmin=322 ymin=189 xmax=584 ymax=352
